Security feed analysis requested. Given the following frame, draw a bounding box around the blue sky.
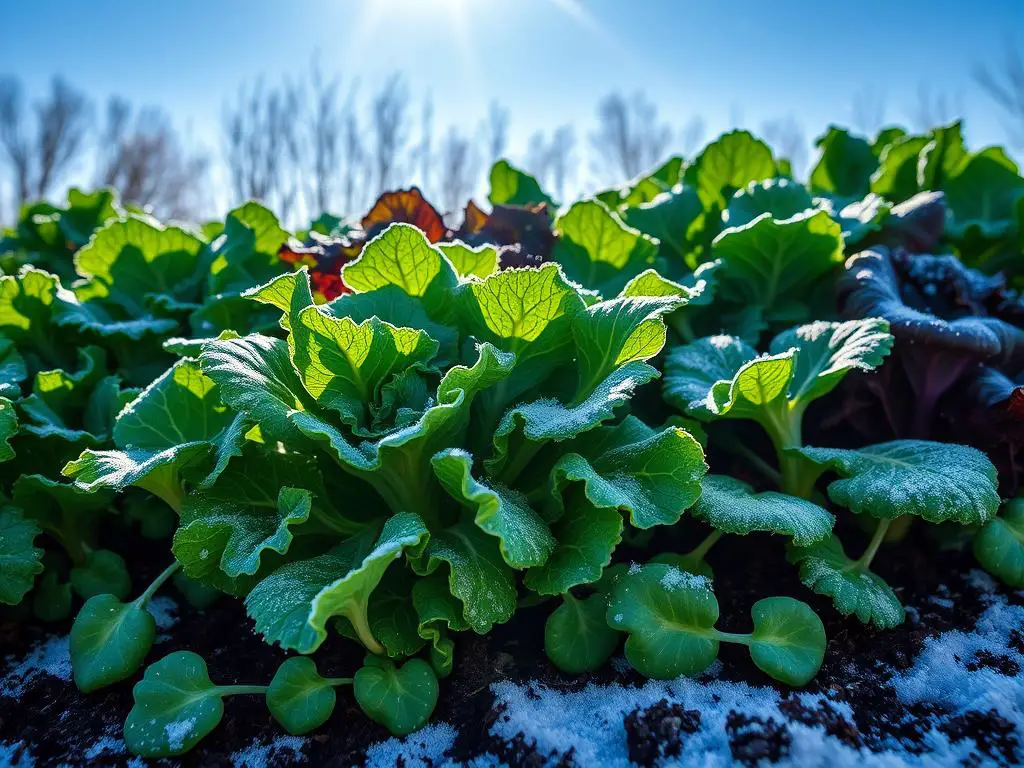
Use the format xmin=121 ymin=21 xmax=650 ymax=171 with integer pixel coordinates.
xmin=1 ymin=0 xmax=1022 ymax=211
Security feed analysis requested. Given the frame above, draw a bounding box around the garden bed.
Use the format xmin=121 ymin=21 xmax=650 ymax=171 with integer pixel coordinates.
xmin=3 ymin=519 xmax=1021 ymax=767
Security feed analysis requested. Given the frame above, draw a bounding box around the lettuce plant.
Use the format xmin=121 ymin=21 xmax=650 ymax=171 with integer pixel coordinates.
xmin=974 ymin=497 xmax=1024 ymax=588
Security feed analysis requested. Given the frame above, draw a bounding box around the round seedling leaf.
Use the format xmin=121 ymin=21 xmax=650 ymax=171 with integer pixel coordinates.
xmin=267 ymin=657 xmax=338 ymax=735
xmin=33 ymin=571 xmax=72 ymax=622
xmin=353 ymin=657 xmax=439 ymax=736
xmin=748 ymin=597 xmax=826 ymax=686
xmin=606 ymin=563 xmax=719 ymax=679
xmin=545 ymin=593 xmax=621 ymax=674
xmin=124 ymin=651 xmax=223 ymax=758
xmin=71 ymin=594 xmax=156 ymax=692
xmin=70 ymin=549 xmax=132 ymax=600
xmin=974 ymin=498 xmax=1024 ymax=588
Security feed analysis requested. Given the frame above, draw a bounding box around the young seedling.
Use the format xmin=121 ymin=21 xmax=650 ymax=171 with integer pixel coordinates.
xmin=544 ymin=565 xmax=626 ymax=674
xmin=607 ymin=563 xmax=826 ymax=686
xmin=974 ymin=497 xmax=1024 ymax=588
xmin=664 ymin=318 xmax=892 ymax=497
xmin=266 ymin=657 xmax=351 ymax=735
xmin=124 ymin=651 xmax=268 ymax=758
xmin=789 ymin=440 xmax=1000 ymax=627
xmin=70 ymin=560 xmax=181 ymax=692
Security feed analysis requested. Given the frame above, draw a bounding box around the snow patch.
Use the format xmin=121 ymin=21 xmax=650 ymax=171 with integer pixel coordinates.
xmin=0 ymin=742 xmax=33 ymax=767
xmin=230 ymin=735 xmax=307 ymax=768
xmin=660 ymin=566 xmax=710 ymax=592
xmin=164 ymin=718 xmax=196 ymax=752
xmin=365 ymin=722 xmax=458 ymax=767
xmin=0 ymin=635 xmax=71 ymax=699
xmin=84 ymin=735 xmax=126 ymax=759
xmin=148 ymin=595 xmax=178 ymax=631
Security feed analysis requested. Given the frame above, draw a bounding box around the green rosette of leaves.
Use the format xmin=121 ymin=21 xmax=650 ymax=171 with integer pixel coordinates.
xmin=168 ymin=222 xmax=709 ymax=664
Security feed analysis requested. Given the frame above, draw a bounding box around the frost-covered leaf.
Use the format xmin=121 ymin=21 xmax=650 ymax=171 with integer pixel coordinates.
xmin=607 ymin=563 xmax=718 ymax=679
xmin=0 ymin=396 xmax=17 ymax=462
xmin=795 ymin=440 xmax=1000 ymax=524
xmin=725 ymin=178 xmax=814 ymax=228
xmin=622 ymin=187 xmax=704 ymax=265
xmin=692 ymin=475 xmax=833 ymax=546
xmin=788 ymin=535 xmax=903 ymax=628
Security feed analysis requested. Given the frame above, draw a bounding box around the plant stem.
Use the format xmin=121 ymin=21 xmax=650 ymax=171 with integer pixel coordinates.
xmin=217 ymin=685 xmax=270 ymax=697
xmin=718 ymin=434 xmax=782 ymax=486
xmin=685 ymin=530 xmax=723 ymax=563
xmin=854 ymin=519 xmax=891 ymax=573
xmin=134 ymin=560 xmax=182 ymax=608
xmin=349 ymin=605 xmax=385 ymax=655
xmin=712 ymin=629 xmax=752 ymax=646
xmin=324 ymin=677 xmax=353 ymax=687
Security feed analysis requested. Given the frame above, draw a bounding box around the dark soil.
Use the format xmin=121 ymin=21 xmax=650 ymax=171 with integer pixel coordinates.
xmin=2 ymin=510 xmax=1022 ymax=767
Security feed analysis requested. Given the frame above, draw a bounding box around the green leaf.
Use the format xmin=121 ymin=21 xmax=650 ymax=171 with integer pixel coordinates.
xmin=0 ymin=337 xmax=27 ymax=398
xmin=123 ymin=651 xmax=223 ymax=757
xmin=0 ymin=396 xmax=17 ymax=462
xmin=431 ymin=448 xmax=554 ymax=568
xmin=267 ymin=657 xmax=339 ymax=736
xmin=545 ymin=593 xmax=621 ymax=674
xmin=354 ymin=656 xmax=439 ymax=737
xmin=342 ymin=567 xmax=426 ymax=658
xmin=548 ymin=416 xmax=706 ymax=529
xmin=944 ymin=147 xmax=1024 ymax=237
xmin=795 ymin=441 xmax=1000 ymax=524
xmin=607 ymin=563 xmax=718 ymax=679
xmin=412 ymin=572 xmax=469 ymax=676
xmin=71 ymin=594 xmax=156 ymax=692
xmin=205 ymin=202 xmax=289 ymax=295
xmin=418 ymin=521 xmax=517 ymax=633
xmin=870 ymin=135 xmax=931 ymax=202
xmin=692 ymin=475 xmax=833 ymax=546
xmin=489 ymin=160 xmax=554 ymax=207
xmin=12 ymin=474 xmax=114 ymax=562
xmin=552 ymin=199 xmax=660 ymax=297
xmin=622 ymin=187 xmax=704 ymax=265
xmin=788 ymin=534 xmax=904 ymax=628
xmin=711 ymin=210 xmax=843 ymax=316
xmin=0 ymin=267 xmax=77 ymax=369
xmin=725 ymin=178 xmax=814 ymax=228
xmin=33 ymin=571 xmax=72 ymax=621
xmin=748 ymin=596 xmax=826 ymax=686
xmin=973 ymin=498 xmax=1024 ymax=588
xmin=74 ymin=216 xmax=203 ymax=314
xmin=0 ymin=508 xmax=43 ymax=604
xmin=685 ymin=130 xmax=776 ymax=209
xmin=767 ymin=318 xmax=893 ymax=405
xmin=524 ymin=497 xmax=623 ymax=595
xmin=172 ymin=570 xmax=221 ymax=610
xmin=809 ymin=126 xmax=877 ymax=200
xmin=245 ymin=513 xmax=428 ymax=654
xmin=437 ymin=242 xmax=498 ymax=279
xmin=70 ymin=549 xmax=131 ymax=600
xmin=918 ymin=122 xmax=969 ymax=190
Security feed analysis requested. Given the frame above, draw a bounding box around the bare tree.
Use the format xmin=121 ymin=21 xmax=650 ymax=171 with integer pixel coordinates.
xmin=222 ymin=78 xmax=303 ymax=220
xmin=908 ymin=84 xmax=963 ymax=131
xmin=305 ymin=64 xmax=343 ymax=215
xmin=851 ymin=87 xmax=887 ymax=135
xmin=0 ymin=76 xmax=90 ymax=206
xmin=96 ymin=97 xmax=207 ymax=219
xmin=590 ymin=92 xmax=671 ymax=183
xmin=483 ymin=101 xmax=510 ymax=163
xmin=436 ymin=127 xmax=478 ymax=221
xmin=680 ymin=116 xmax=706 ymax=157
xmin=761 ymin=116 xmax=808 ymax=178
xmin=526 ymin=125 xmax=577 ymax=199
xmin=974 ymin=42 xmax=1024 ymax=149
xmin=368 ymin=74 xmax=411 ymax=197
xmin=416 ymin=95 xmax=434 ymax=192
xmin=341 ymin=98 xmax=365 ymax=217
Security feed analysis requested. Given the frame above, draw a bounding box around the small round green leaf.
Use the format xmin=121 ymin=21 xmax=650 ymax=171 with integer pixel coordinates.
xmin=70 ymin=549 xmax=132 ymax=600
xmin=71 ymin=594 xmax=156 ymax=692
xmin=172 ymin=570 xmax=221 ymax=610
xmin=545 ymin=593 xmax=621 ymax=674
xmin=353 ymin=657 xmax=439 ymax=736
xmin=748 ymin=597 xmax=826 ymax=686
xmin=974 ymin=498 xmax=1024 ymax=588
xmin=124 ymin=651 xmax=223 ymax=758
xmin=607 ymin=563 xmax=719 ymax=679
xmin=267 ymin=657 xmax=338 ymax=736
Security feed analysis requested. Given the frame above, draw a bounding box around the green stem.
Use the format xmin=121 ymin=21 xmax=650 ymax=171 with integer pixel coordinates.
xmin=854 ymin=519 xmax=891 ymax=573
xmin=762 ymin=403 xmax=815 ymax=499
xmin=718 ymin=434 xmax=782 ymax=486
xmin=685 ymin=529 xmax=723 ymax=563
xmin=217 ymin=685 xmax=270 ymax=697
xmin=349 ymin=605 xmax=385 ymax=655
xmin=134 ymin=560 xmax=182 ymax=608
xmin=712 ymin=629 xmax=752 ymax=646
xmin=324 ymin=677 xmax=353 ymax=687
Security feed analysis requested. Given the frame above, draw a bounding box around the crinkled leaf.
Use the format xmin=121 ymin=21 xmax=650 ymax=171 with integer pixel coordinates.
xmin=363 ymin=187 xmax=446 ymax=243
xmin=725 ymin=178 xmax=813 ymax=228
xmin=0 ymin=396 xmax=17 ymax=462
xmin=525 ymin=497 xmax=623 ymax=595
xmin=622 ymin=187 xmax=704 ymax=266
xmin=205 ymin=203 xmax=289 ymax=296
xmin=692 ymin=475 xmax=833 ymax=546
xmin=795 ymin=440 xmax=1000 ymax=524
xmin=0 ymin=508 xmax=43 ymax=604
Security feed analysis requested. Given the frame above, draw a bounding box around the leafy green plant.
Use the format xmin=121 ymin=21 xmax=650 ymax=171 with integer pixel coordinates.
xmin=974 ymin=497 xmax=1024 ymax=588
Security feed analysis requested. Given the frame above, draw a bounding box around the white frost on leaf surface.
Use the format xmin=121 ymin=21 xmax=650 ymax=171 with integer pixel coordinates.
xmin=0 ymin=635 xmax=70 ymax=699
xmin=164 ymin=718 xmax=196 ymax=753
xmin=230 ymin=735 xmax=307 ymax=768
xmin=365 ymin=723 xmax=458 ymax=768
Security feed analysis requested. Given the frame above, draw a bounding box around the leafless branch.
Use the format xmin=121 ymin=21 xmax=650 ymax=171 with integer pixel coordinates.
xmin=974 ymin=42 xmax=1024 ymax=149
xmin=590 ymin=92 xmax=671 ymax=183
